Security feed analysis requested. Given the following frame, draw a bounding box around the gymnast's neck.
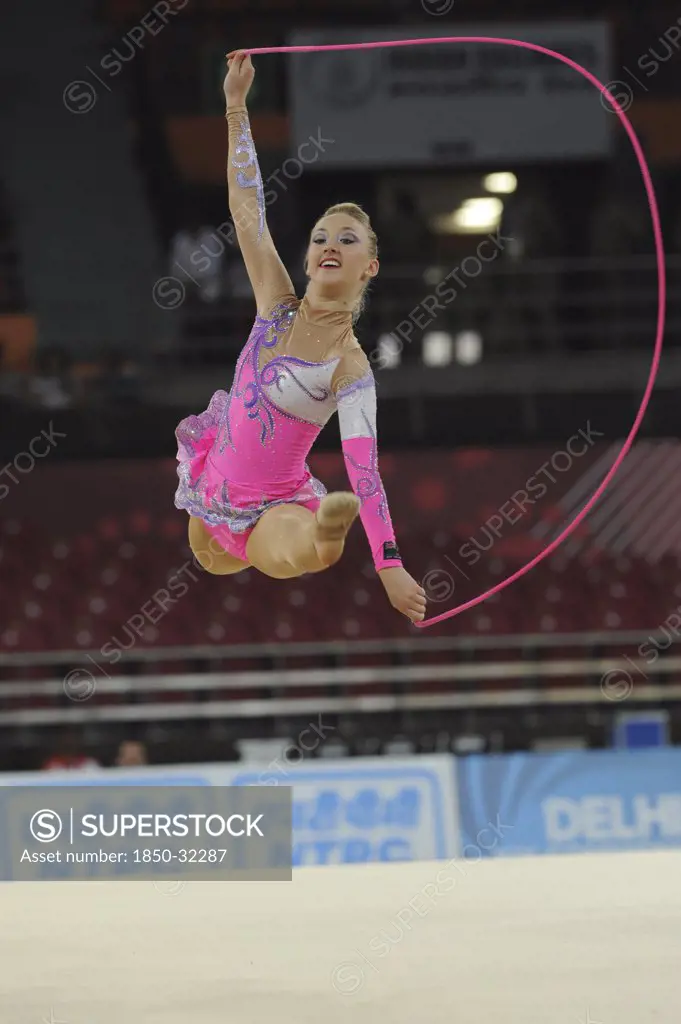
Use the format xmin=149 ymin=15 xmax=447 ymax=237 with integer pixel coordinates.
xmin=302 ymin=284 xmax=356 ymax=319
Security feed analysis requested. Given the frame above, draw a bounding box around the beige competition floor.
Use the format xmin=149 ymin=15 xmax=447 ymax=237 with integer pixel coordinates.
xmin=1 ymin=849 xmax=679 ymax=1023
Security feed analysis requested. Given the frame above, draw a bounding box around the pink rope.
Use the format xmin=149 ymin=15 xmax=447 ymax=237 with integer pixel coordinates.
xmin=246 ymin=37 xmax=666 ymax=628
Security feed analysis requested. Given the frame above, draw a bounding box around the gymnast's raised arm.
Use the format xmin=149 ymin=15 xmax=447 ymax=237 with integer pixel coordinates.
xmin=223 ymin=50 xmax=294 ymax=315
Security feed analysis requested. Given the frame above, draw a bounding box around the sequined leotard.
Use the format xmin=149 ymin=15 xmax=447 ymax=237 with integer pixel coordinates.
xmin=174 ymin=106 xmax=402 ymax=572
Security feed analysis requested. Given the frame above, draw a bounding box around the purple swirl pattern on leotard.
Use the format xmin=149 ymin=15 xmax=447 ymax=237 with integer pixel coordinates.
xmin=335 ymin=372 xmax=374 ymax=407
xmin=214 ymin=303 xmax=293 ymax=453
xmin=174 ymin=300 xmax=336 ymax=530
xmin=335 ymin=370 xmax=400 ymax=567
xmin=339 ymin=408 xmax=389 ymax=525
xmin=261 ymin=356 xmax=333 ymax=403
xmin=218 ymin=302 xmax=337 ymax=451
xmin=231 ymin=112 xmax=265 ymax=243
xmin=175 ymin=378 xmax=327 ymax=531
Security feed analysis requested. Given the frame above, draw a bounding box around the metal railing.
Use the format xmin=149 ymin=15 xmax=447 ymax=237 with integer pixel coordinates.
xmin=3 ymin=253 xmax=673 ymax=369
xmin=174 ymin=254 xmax=678 ymax=367
xmin=0 ymin=628 xmax=668 ymax=667
xmin=1 ymin=631 xmax=678 ymax=726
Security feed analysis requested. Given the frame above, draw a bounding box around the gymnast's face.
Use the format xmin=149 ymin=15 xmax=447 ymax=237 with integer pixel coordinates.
xmin=305 ymin=214 xmax=379 ymax=297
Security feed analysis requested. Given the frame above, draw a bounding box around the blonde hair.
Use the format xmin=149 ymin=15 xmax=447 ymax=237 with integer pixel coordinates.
xmin=317 ymin=202 xmax=378 ymax=324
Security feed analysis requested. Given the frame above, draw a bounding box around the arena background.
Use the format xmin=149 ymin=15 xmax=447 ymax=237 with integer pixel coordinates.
xmin=1 ymin=1 xmax=681 ymax=1020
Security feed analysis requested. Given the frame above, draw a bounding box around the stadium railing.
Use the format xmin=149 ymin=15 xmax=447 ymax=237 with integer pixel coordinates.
xmin=175 ymin=254 xmax=680 ymax=365
xmin=0 ymin=630 xmax=676 ymax=726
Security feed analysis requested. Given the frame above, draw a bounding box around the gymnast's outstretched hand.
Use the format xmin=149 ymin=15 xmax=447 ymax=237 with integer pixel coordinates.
xmin=379 ymin=566 xmax=427 ymax=623
xmin=224 ymin=49 xmax=255 ymax=106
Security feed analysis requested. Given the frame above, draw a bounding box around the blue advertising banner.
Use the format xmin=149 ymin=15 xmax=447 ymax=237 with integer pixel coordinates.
xmin=231 ymin=756 xmax=460 ymax=866
xmin=457 ymin=748 xmax=681 ymax=856
xmin=0 ymin=755 xmax=460 ymax=871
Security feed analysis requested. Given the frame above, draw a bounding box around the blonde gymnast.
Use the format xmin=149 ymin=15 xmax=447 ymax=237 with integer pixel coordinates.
xmin=175 ymin=51 xmax=426 ymax=623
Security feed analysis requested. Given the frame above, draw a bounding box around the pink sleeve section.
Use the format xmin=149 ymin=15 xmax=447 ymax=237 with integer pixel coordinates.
xmin=336 ymin=371 xmax=402 ymax=571
xmin=340 ymin=436 xmax=403 ymax=572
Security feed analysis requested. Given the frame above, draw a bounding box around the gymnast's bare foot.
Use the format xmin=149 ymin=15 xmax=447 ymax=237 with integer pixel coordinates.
xmin=313 ymin=492 xmax=361 ymax=566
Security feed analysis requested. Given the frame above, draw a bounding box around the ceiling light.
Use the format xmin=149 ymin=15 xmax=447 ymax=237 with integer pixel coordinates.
xmin=455 ymin=330 xmax=483 ymax=365
xmin=452 ymin=197 xmax=503 ymax=233
xmin=483 ymin=172 xmax=518 ymax=194
xmin=423 ymin=331 xmax=453 ymax=367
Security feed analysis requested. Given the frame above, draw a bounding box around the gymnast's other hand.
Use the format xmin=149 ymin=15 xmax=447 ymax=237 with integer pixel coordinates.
xmin=224 ymin=50 xmax=255 ymax=107
xmin=378 ymin=566 xmax=427 ymax=623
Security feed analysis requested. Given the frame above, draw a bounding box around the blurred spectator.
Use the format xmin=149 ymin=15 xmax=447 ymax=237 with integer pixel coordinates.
xmin=114 ymin=739 xmax=148 ymax=767
xmin=170 ymin=223 xmax=223 ymax=302
xmin=26 ymin=347 xmax=74 ymax=410
xmin=42 ymin=729 xmax=100 ymax=771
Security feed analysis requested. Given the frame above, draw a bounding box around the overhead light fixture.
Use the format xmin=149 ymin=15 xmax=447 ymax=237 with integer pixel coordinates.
xmin=454 ymin=330 xmax=483 ymax=366
xmin=483 ymin=172 xmax=518 ymax=194
xmin=423 ymin=331 xmax=453 ymax=367
xmin=452 ymin=197 xmax=503 ymax=233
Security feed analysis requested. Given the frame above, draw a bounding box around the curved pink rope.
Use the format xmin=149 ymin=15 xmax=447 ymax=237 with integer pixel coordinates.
xmin=246 ymin=37 xmax=666 ymax=629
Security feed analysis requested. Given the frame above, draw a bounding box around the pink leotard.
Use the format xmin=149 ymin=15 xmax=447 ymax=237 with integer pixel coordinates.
xmin=175 ymin=297 xmax=402 ymax=570
xmin=175 ymin=103 xmax=402 ymax=571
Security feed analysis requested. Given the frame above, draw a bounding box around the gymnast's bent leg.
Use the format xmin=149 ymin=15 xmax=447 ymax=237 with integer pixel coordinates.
xmin=188 ymin=516 xmax=250 ymax=576
xmin=245 ymin=492 xmax=360 ymax=580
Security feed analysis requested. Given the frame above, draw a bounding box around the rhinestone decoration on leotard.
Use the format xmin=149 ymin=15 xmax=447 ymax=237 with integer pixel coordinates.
xmin=218 ymin=302 xmax=337 ymax=452
xmin=214 ymin=306 xmax=290 ymax=454
xmin=335 ymin=371 xmax=374 ymax=408
xmin=230 ymin=112 xmax=265 ymax=243
xmin=340 ymin=409 xmax=389 ymax=525
xmin=175 ymin=389 xmax=229 ymax=460
xmin=174 ymin=304 xmax=394 ymax=549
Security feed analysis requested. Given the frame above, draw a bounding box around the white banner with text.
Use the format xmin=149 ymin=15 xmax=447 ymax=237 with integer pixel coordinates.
xmin=288 ymin=22 xmax=612 ymax=166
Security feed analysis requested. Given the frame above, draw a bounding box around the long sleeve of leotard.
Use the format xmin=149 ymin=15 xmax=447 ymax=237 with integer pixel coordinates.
xmin=225 ymin=105 xmax=294 ymax=315
xmin=336 ymin=370 xmax=403 ymax=572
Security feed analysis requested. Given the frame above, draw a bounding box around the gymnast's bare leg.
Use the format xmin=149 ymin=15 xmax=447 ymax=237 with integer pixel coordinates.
xmin=188 ymin=516 xmax=249 ymax=576
xmin=245 ymin=492 xmax=360 ymax=580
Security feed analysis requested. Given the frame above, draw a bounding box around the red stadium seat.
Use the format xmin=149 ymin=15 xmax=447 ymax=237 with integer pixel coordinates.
xmin=1 ymin=517 xmax=676 ymax=720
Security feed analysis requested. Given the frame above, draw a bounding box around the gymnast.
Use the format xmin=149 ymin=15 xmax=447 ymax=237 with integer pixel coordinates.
xmin=175 ymin=50 xmax=427 ymax=624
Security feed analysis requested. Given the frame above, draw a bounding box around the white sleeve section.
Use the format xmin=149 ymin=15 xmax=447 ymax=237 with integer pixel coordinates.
xmin=335 ymin=371 xmax=376 ymax=441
